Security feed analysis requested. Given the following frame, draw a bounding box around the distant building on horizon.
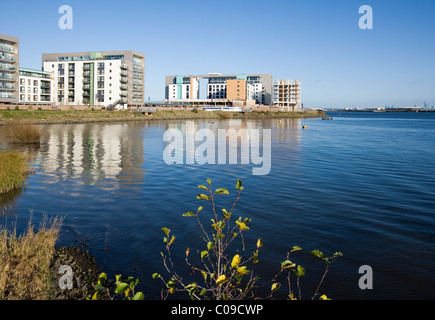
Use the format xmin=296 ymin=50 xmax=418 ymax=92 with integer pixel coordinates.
xmin=0 ymin=33 xmax=19 ymax=104
xmin=42 ymin=51 xmax=145 ymax=108
xmin=165 ymin=73 xmax=274 ymax=106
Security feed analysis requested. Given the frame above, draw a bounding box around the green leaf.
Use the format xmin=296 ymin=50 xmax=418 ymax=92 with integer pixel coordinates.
xmin=92 ymin=291 xmax=101 ymax=300
xmin=166 ymin=278 xmax=177 ymax=288
xmin=271 ymin=283 xmax=281 ymax=293
xmin=198 ymin=185 xmax=209 ymax=191
xmin=201 ymin=251 xmax=209 ymax=259
xmin=207 ymin=178 xmax=212 ymax=186
xmin=197 ymin=206 xmax=204 ymax=214
xmin=200 ymin=288 xmax=207 ymax=296
xmin=183 ymin=212 xmax=195 ymax=217
xmin=94 ymin=283 xmax=106 ymax=292
xmin=215 ymin=188 xmax=229 ymax=195
xmin=197 ymin=194 xmax=211 ymax=201
xmin=281 ymin=260 xmax=296 ymax=269
xmin=115 ymin=282 xmax=129 ymax=294
xmin=152 ymin=273 xmax=161 ymax=279
xmin=236 ymin=179 xmax=243 ymax=190
xmin=291 ymin=246 xmax=302 ymax=253
xmin=168 ymin=235 xmax=176 ymax=246
xmin=161 ymin=227 xmax=171 ymax=237
xmin=207 ymin=241 xmax=214 ymax=251
xmin=311 ymin=250 xmax=326 ymax=260
xmin=291 ymin=265 xmax=306 ymax=277
xmin=222 ymin=209 xmax=231 ymax=219
xmin=97 ymin=273 xmax=107 ymax=285
xmin=133 ymin=292 xmax=145 ymax=300
xmin=257 ymin=238 xmax=264 ymax=248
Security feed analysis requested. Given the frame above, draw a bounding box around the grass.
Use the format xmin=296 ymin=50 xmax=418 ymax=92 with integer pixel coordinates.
xmin=0 ymin=216 xmax=63 ymax=300
xmin=3 ymin=121 xmax=41 ymax=144
xmin=0 ymin=151 xmax=30 ymax=195
xmin=0 ymin=109 xmax=326 ymax=125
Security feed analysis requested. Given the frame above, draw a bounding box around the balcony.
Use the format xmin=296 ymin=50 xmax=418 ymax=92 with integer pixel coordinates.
xmin=83 ymin=77 xmax=91 ymax=84
xmin=40 ymin=83 xmax=51 ymax=89
xmin=120 ymin=63 xmax=128 ymax=70
xmin=83 ymin=65 xmax=91 ymax=71
xmin=0 ymin=73 xmax=16 ymax=81
xmin=83 ymin=91 xmax=90 ymax=97
xmin=120 ymin=91 xmax=128 ymax=97
xmin=121 ymin=71 xmax=129 ymax=77
xmin=120 ymin=84 xmax=128 ymax=90
xmin=120 ymin=77 xmax=128 ymax=84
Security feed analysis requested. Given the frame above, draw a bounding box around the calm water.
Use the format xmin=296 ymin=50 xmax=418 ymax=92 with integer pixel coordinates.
xmin=1 ymin=112 xmax=434 ymax=300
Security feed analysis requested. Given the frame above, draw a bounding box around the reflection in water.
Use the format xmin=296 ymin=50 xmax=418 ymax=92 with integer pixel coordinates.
xmin=36 ymin=124 xmax=145 ymax=187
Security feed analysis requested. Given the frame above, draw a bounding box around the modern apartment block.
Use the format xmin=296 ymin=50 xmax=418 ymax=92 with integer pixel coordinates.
xmin=273 ymin=79 xmax=302 ymax=111
xmin=165 ymin=74 xmax=273 ymax=105
xmin=42 ymin=51 xmax=145 ymax=108
xmin=19 ymin=68 xmax=54 ymax=104
xmin=0 ymin=34 xmax=19 ymax=104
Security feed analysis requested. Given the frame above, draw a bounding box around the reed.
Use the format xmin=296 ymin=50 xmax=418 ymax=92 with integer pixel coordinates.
xmin=4 ymin=121 xmax=41 ymax=144
xmin=0 ymin=151 xmax=29 ymax=194
xmin=0 ymin=216 xmax=64 ymax=300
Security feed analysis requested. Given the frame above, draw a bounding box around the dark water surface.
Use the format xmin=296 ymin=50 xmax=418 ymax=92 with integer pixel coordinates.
xmin=1 ymin=112 xmax=434 ymax=300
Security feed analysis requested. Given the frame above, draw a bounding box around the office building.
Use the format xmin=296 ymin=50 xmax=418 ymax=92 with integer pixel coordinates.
xmin=0 ymin=34 xmax=19 ymax=104
xmin=19 ymin=68 xmax=54 ymax=104
xmin=273 ymin=79 xmax=302 ymax=111
xmin=42 ymin=51 xmax=145 ymax=108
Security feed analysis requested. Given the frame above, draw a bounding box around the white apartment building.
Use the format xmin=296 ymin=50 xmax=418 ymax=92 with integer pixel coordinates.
xmin=167 ymin=76 xmax=200 ymax=100
xmin=42 ymin=51 xmax=145 ymax=109
xmin=19 ymin=68 xmax=54 ymax=104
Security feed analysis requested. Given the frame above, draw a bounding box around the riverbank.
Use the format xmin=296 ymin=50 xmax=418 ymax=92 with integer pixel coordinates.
xmin=0 ymin=109 xmax=326 ymax=125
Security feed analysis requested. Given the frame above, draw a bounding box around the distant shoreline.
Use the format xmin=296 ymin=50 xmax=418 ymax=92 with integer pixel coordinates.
xmin=0 ymin=109 xmax=326 ymax=125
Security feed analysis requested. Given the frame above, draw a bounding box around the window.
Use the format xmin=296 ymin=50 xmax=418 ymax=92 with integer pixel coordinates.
xmin=20 ymin=78 xmax=25 ymax=85
xmin=97 ymin=90 xmax=104 ymax=102
xmin=20 ymin=94 xmax=25 ymax=101
xmin=58 ymin=64 xmax=65 ymax=76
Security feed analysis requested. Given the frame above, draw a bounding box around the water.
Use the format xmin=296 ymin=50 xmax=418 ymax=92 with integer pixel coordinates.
xmin=1 ymin=112 xmax=434 ymax=300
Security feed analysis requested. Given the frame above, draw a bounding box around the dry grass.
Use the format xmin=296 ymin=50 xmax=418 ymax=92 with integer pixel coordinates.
xmin=4 ymin=121 xmax=41 ymax=144
xmin=0 ymin=216 xmax=63 ymax=300
xmin=0 ymin=151 xmax=30 ymax=195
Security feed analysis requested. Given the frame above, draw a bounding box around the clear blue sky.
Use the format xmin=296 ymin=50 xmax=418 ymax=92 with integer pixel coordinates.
xmin=1 ymin=0 xmax=434 ymax=108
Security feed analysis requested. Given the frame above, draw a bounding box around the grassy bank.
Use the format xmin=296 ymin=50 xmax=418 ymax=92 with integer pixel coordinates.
xmin=0 ymin=109 xmax=326 ymax=125
xmin=0 ymin=151 xmax=30 ymax=195
xmin=0 ymin=217 xmax=63 ymax=300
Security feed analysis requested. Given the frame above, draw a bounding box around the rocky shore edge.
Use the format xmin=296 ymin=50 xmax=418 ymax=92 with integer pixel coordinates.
xmin=49 ymin=246 xmax=101 ymax=300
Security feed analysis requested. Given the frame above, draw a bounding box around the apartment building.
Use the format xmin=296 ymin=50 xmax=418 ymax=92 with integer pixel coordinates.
xmin=165 ymin=74 xmax=273 ymax=105
xmin=42 ymin=51 xmax=145 ymax=108
xmin=19 ymin=68 xmax=54 ymax=104
xmin=273 ymin=79 xmax=302 ymax=111
xmin=0 ymin=34 xmax=19 ymax=104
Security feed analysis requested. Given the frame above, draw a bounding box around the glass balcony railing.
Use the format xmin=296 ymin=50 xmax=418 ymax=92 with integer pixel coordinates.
xmin=0 ymin=53 xmax=17 ymax=61
xmin=0 ymin=43 xmax=16 ymax=53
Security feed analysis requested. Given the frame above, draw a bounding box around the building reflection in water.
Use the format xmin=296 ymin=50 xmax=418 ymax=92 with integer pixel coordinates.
xmin=36 ymin=124 xmax=145 ymax=187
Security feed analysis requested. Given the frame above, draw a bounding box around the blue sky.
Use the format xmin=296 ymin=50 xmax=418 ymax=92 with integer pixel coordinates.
xmin=1 ymin=0 xmax=434 ymax=108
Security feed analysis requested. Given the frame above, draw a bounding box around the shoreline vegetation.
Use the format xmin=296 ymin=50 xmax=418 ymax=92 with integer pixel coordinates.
xmin=0 ymin=109 xmax=326 ymax=125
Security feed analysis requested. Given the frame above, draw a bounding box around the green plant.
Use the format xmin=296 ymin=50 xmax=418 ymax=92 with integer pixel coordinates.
xmin=155 ymin=179 xmax=260 ymax=300
xmin=88 ymin=273 xmax=144 ymax=300
xmin=154 ymin=179 xmax=343 ymax=301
